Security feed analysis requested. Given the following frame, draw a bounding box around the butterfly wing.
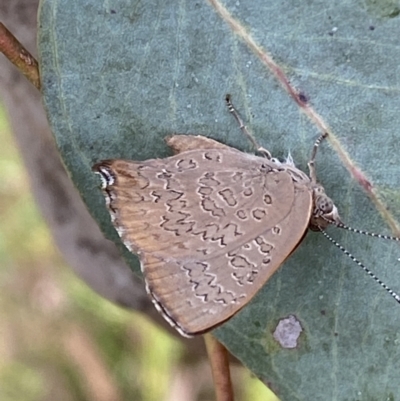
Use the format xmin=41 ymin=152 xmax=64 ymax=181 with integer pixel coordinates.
xmin=94 ymin=141 xmax=312 ymax=335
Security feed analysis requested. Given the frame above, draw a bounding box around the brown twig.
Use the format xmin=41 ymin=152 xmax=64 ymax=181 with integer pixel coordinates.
xmin=0 ymin=22 xmax=40 ymax=89
xmin=204 ymin=333 xmax=234 ymax=401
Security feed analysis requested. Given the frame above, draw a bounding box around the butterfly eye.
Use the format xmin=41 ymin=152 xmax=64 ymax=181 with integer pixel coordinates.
xmin=317 ymin=196 xmax=333 ymax=213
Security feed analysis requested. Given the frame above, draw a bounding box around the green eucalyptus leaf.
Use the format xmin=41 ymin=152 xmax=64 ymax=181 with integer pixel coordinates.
xmin=38 ymin=0 xmax=400 ymax=399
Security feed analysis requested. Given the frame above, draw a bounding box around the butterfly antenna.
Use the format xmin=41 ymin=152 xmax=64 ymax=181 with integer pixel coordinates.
xmin=225 ymin=94 xmax=272 ymax=159
xmin=335 ymin=223 xmax=400 ymax=242
xmin=320 ymin=229 xmax=400 ymax=304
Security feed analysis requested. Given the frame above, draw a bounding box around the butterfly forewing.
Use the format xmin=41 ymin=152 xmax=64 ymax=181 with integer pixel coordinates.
xmin=142 ymin=187 xmax=311 ymax=335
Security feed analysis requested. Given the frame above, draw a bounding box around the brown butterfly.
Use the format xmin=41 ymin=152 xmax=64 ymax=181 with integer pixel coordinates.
xmin=93 ymin=95 xmax=400 ymax=337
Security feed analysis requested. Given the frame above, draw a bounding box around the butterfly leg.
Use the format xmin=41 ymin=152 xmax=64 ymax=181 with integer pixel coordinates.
xmin=308 ymin=132 xmax=328 ymax=183
xmin=225 ymin=94 xmax=272 ymax=159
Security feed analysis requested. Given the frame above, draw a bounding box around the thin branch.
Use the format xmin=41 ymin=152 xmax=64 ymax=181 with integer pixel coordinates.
xmin=204 ymin=333 xmax=234 ymax=401
xmin=0 ymin=22 xmax=40 ymax=89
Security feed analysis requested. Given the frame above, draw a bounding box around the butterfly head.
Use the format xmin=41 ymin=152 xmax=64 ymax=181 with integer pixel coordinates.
xmin=309 ymin=184 xmax=343 ymax=231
